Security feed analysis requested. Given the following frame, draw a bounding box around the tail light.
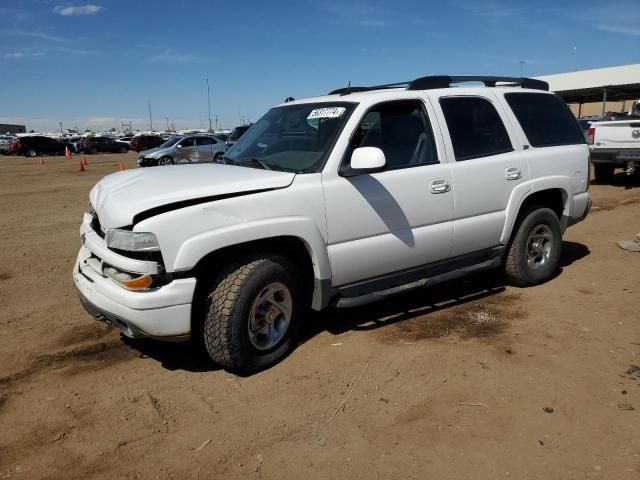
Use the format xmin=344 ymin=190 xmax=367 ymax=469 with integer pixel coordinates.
xmin=587 ymin=127 xmax=595 ymax=145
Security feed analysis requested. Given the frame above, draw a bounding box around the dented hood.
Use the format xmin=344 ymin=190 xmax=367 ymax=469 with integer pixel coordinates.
xmin=90 ymin=164 xmax=295 ymax=228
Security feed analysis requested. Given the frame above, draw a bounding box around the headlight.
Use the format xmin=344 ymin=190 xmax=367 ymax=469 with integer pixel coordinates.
xmin=105 ymin=229 xmax=160 ymax=252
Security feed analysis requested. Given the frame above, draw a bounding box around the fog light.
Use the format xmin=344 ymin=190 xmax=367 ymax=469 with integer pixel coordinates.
xmin=103 ymin=266 xmax=153 ymax=291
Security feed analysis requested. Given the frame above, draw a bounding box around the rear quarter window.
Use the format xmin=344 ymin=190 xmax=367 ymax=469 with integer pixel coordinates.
xmin=505 ymin=93 xmax=585 ymax=147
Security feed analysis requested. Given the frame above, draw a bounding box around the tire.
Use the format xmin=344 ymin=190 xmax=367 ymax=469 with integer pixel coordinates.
xmin=504 ymin=207 xmax=562 ymax=287
xmin=26 ymin=148 xmax=37 ymax=157
xmin=203 ymin=255 xmax=304 ymax=373
xmin=594 ymin=164 xmax=615 ymax=183
xmin=214 ymin=152 xmax=224 ymax=162
xmin=157 ymin=156 xmax=173 ymax=166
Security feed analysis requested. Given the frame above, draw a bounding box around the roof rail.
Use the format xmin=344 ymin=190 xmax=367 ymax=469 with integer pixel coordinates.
xmin=329 ymin=75 xmax=549 ymax=95
xmin=407 ymin=75 xmax=548 ymax=91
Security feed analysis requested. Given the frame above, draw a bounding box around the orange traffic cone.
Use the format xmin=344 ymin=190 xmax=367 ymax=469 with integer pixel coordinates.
xmin=82 ymin=155 xmax=88 ymax=166
xmin=119 ymin=162 xmax=125 ymax=171
xmin=38 ymin=156 xmax=45 ymax=167
xmin=65 ymin=146 xmax=72 ymax=159
xmin=79 ymin=159 xmax=85 ymax=172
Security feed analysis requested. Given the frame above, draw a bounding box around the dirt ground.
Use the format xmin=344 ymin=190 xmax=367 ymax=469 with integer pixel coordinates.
xmin=0 ymin=152 xmax=638 ymax=480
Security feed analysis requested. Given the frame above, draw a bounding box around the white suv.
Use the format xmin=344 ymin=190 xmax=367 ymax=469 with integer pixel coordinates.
xmin=73 ymin=75 xmax=591 ymax=373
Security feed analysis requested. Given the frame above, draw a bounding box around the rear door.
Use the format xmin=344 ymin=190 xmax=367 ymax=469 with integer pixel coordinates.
xmin=435 ymin=93 xmax=530 ymax=257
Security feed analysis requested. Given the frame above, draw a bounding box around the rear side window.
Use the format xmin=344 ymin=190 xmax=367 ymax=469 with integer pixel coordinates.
xmin=440 ymin=97 xmax=513 ymax=161
xmin=196 ymin=137 xmax=215 ymax=145
xmin=505 ymin=93 xmax=584 ymax=147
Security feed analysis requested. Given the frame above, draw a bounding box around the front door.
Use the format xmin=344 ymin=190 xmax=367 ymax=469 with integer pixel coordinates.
xmin=174 ymin=137 xmax=198 ymax=163
xmin=322 ymin=99 xmax=454 ymax=287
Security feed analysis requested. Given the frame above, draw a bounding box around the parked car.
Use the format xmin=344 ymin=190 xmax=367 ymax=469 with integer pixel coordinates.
xmin=225 ymin=125 xmax=251 ymax=148
xmin=74 ymin=75 xmax=591 ymax=373
xmin=8 ymin=136 xmax=66 ymax=156
xmin=130 ymin=135 xmax=165 ymax=152
xmin=0 ymin=135 xmax=14 ymax=154
xmin=588 ymin=116 xmax=640 ymax=181
xmin=78 ymin=136 xmax=129 ymax=154
xmin=137 ymin=134 xmax=226 ymax=166
xmin=214 ymin=133 xmax=229 ymax=142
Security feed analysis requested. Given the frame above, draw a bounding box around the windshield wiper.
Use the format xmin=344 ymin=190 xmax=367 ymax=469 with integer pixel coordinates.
xmin=224 ymin=156 xmax=272 ymax=171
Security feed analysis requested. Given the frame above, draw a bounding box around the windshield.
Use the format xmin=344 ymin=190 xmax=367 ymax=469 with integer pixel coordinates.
xmin=224 ymin=102 xmax=355 ymax=173
xmin=158 ymin=136 xmax=181 ymax=148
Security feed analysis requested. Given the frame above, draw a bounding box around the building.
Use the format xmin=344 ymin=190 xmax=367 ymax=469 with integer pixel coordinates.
xmin=0 ymin=124 xmax=26 ymax=135
xmin=536 ymin=64 xmax=640 ymax=118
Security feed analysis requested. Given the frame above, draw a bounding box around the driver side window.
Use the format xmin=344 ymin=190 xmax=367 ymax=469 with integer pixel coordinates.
xmin=349 ymin=100 xmax=438 ymax=170
xmin=179 ymin=137 xmax=195 ymax=147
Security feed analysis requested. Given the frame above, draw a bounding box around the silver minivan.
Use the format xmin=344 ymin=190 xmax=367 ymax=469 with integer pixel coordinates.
xmin=137 ymin=135 xmax=226 ymax=167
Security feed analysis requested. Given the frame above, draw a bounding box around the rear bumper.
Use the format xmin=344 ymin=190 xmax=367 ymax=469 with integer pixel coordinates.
xmin=590 ymin=148 xmax=640 ymax=166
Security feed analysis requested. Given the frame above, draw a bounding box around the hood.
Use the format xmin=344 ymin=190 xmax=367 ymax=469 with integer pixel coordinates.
xmin=139 ymin=146 xmax=165 ymax=157
xmin=90 ymin=164 xmax=295 ymax=229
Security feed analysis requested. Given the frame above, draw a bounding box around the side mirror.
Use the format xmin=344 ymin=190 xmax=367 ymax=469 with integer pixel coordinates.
xmin=340 ymin=147 xmax=386 ymax=177
xmin=176 ymin=144 xmax=182 ymax=149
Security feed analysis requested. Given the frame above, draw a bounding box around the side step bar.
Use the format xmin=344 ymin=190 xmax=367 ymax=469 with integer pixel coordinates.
xmin=334 ymin=257 xmax=501 ymax=309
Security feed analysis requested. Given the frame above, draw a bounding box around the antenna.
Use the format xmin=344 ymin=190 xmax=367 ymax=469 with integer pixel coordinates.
xmin=206 ymin=78 xmax=213 ymax=132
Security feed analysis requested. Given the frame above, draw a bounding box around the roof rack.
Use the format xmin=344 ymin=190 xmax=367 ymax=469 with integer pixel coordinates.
xmin=329 ymin=75 xmax=549 ymax=96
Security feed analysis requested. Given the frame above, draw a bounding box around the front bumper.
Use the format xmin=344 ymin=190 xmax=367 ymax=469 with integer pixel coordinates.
xmin=137 ymin=156 xmax=158 ymax=167
xmin=73 ymin=216 xmax=196 ymax=340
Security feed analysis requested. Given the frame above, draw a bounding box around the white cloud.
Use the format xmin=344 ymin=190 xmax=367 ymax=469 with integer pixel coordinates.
xmin=596 ymin=24 xmax=640 ymax=37
xmin=147 ymin=49 xmax=208 ymax=64
xmin=0 ymin=30 xmax=65 ymax=42
xmin=1 ymin=51 xmax=44 ymax=60
xmin=54 ymin=4 xmax=103 ymax=16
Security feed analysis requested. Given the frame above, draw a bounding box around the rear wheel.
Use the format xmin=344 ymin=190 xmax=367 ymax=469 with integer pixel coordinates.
xmin=203 ymin=255 xmax=304 ymax=373
xmin=157 ymin=156 xmax=173 ymax=166
xmin=25 ymin=148 xmax=37 ymax=157
xmin=504 ymin=207 xmax=562 ymax=287
xmin=594 ymin=164 xmax=615 ymax=183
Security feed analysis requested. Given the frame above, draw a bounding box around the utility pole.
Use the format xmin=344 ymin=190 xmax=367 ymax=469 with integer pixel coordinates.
xmin=206 ymin=78 xmax=213 ymax=132
xmin=519 ymin=60 xmax=525 ymax=78
xmin=165 ymin=117 xmax=169 ymax=131
xmin=59 ymin=122 xmax=63 ymax=135
xmin=148 ymin=100 xmax=153 ymax=131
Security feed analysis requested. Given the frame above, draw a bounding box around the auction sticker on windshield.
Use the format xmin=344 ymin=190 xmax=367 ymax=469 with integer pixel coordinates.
xmin=307 ymin=107 xmax=346 ymax=120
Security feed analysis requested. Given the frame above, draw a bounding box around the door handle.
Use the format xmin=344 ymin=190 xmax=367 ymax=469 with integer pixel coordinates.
xmin=505 ymin=167 xmax=522 ymax=181
xmin=429 ymin=178 xmax=451 ymax=194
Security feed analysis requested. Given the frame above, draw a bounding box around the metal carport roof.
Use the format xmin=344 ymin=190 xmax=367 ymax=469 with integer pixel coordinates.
xmin=535 ymin=64 xmax=640 ymax=103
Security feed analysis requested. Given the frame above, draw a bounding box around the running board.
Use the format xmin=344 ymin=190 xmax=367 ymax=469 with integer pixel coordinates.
xmin=334 ymin=257 xmax=501 ymax=309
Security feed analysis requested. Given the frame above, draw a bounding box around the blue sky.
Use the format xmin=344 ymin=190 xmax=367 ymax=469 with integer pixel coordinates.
xmin=1 ymin=0 xmax=639 ymax=132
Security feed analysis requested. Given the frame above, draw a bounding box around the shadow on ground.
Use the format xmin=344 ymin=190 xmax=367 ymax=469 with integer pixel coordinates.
xmin=120 ymin=241 xmax=590 ymax=374
xmin=593 ymin=170 xmax=640 ymax=189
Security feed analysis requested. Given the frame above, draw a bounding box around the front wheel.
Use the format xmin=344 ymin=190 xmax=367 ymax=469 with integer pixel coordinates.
xmin=157 ymin=156 xmax=173 ymax=166
xmin=504 ymin=207 xmax=562 ymax=287
xmin=25 ymin=148 xmax=37 ymax=157
xmin=214 ymin=152 xmax=224 ymax=162
xmin=203 ymin=256 xmax=304 ymax=373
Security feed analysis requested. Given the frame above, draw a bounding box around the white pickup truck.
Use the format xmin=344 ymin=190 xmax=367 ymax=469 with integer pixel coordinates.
xmin=74 ymin=75 xmax=591 ymax=373
xmin=588 ymin=116 xmax=640 ymax=181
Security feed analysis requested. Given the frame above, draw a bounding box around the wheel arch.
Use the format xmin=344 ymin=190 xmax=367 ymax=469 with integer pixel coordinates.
xmin=501 ymin=185 xmax=569 ymax=244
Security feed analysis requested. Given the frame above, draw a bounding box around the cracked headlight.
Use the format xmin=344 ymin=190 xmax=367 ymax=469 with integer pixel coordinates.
xmin=105 ymin=229 xmax=160 ymax=252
